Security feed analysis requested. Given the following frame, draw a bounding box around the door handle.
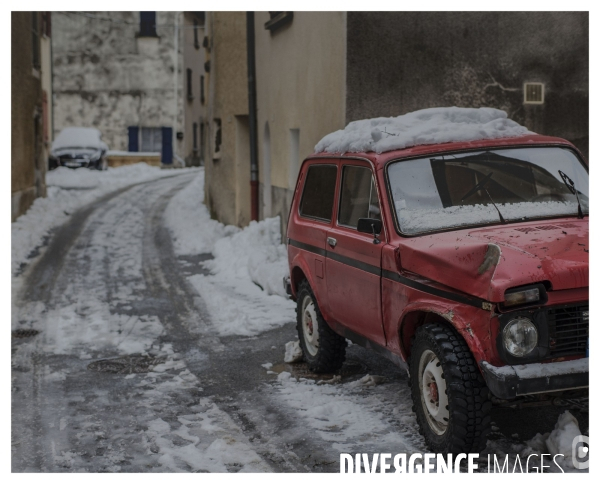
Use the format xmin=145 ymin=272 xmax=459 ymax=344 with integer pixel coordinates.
xmin=327 ymin=237 xmax=337 ymax=247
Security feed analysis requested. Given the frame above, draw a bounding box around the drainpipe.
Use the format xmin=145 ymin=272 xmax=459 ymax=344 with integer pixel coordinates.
xmin=246 ymin=11 xmax=259 ymax=221
xmin=173 ymin=12 xmax=179 ymax=166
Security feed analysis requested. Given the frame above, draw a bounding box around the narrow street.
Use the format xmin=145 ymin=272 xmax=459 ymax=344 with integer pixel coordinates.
xmin=11 ymin=172 xmax=587 ymax=472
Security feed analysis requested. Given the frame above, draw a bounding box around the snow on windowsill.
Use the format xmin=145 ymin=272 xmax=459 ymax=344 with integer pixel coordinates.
xmin=107 ymin=151 xmax=161 ymax=157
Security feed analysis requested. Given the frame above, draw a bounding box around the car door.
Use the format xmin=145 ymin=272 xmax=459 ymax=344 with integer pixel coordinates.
xmin=325 ymin=161 xmax=386 ymax=345
xmin=287 ymin=161 xmax=339 ymax=316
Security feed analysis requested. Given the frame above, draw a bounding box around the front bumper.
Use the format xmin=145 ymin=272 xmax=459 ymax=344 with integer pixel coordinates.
xmin=59 ymin=158 xmax=92 ymax=168
xmin=480 ymin=358 xmax=588 ymax=399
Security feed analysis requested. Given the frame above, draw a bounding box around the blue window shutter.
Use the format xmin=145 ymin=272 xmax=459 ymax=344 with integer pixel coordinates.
xmin=128 ymin=126 xmax=139 ymax=152
xmin=161 ymin=127 xmax=173 ymax=164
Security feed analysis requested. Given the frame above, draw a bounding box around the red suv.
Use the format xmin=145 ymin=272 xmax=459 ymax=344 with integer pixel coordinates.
xmin=285 ymin=134 xmax=588 ymax=454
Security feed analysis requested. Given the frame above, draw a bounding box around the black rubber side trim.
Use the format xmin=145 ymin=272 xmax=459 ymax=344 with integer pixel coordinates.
xmin=288 ymin=237 xmax=492 ymax=311
xmin=382 ymin=270 xmax=489 ymax=310
xmin=327 ymin=250 xmax=381 ymax=276
xmin=288 ymin=238 xmax=327 ymax=257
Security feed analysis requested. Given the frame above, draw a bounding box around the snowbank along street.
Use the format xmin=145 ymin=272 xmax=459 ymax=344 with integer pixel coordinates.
xmin=11 ymin=164 xmax=588 ymax=472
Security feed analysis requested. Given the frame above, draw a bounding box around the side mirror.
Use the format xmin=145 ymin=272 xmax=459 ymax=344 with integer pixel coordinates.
xmin=357 ymin=218 xmax=382 ymax=244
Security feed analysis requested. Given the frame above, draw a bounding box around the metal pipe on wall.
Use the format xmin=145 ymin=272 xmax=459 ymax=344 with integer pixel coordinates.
xmin=246 ymin=11 xmax=259 ymax=221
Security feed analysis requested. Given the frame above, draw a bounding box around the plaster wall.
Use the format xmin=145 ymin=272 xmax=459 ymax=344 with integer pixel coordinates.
xmin=52 ymin=12 xmax=185 ymax=156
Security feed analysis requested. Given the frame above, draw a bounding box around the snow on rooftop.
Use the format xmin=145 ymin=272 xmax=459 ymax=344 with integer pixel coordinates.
xmin=52 ymin=127 xmax=107 ymax=151
xmin=315 ymin=107 xmax=534 ymax=154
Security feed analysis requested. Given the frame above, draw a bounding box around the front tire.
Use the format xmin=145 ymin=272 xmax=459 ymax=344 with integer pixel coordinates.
xmin=410 ymin=323 xmax=491 ymax=454
xmin=296 ymin=280 xmax=346 ymax=373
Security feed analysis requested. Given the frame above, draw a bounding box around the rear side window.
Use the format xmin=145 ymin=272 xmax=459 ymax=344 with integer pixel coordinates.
xmin=299 ymin=164 xmax=338 ymax=222
xmin=338 ymin=165 xmax=380 ymax=228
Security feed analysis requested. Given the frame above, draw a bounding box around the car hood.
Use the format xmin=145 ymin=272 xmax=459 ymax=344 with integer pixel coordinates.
xmin=53 ymin=148 xmax=100 ymax=158
xmin=397 ymin=218 xmax=588 ymax=302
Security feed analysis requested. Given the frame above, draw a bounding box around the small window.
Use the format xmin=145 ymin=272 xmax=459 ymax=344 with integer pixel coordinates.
xmin=524 ymin=82 xmax=544 ymax=104
xmin=139 ymin=12 xmax=157 ymax=37
xmin=187 ymin=68 xmax=193 ymax=100
xmin=140 ymin=127 xmax=162 ymax=152
xmin=338 ymin=166 xmax=380 ymax=228
xmin=265 ymin=12 xmax=294 ymax=32
xmin=193 ymin=19 xmax=200 ymax=48
xmin=200 ymin=122 xmax=205 ymax=161
xmin=289 ymin=129 xmax=300 ymax=189
xmin=41 ymin=12 xmax=51 ymax=37
xmin=200 ymin=75 xmax=205 ymax=104
xmin=213 ymin=119 xmax=222 ymax=160
xmin=31 ymin=12 xmax=40 ymax=69
xmin=193 ymin=122 xmax=198 ymax=151
xmin=299 ymin=164 xmax=338 ymax=222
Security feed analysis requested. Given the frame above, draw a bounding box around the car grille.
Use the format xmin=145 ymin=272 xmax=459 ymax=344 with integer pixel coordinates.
xmin=547 ymin=303 xmax=588 ymax=357
xmin=60 ymin=155 xmax=85 ymax=160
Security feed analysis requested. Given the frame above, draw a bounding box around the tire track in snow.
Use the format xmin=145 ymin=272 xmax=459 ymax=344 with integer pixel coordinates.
xmin=12 ymin=174 xmax=269 ymax=471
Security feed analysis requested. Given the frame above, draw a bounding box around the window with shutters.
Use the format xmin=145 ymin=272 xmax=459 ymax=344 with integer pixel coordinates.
xmin=140 ymin=127 xmax=162 ymax=153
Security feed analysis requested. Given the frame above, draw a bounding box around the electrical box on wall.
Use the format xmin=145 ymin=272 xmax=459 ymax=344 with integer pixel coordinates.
xmin=524 ymin=83 xmax=545 ymax=104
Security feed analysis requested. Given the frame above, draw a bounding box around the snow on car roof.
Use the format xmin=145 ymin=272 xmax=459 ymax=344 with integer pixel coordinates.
xmin=52 ymin=127 xmax=107 ymax=151
xmin=314 ymin=107 xmax=534 ymax=154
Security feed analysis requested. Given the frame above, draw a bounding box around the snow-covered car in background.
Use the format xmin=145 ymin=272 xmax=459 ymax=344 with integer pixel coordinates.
xmin=49 ymin=127 xmax=109 ymax=170
xmin=285 ymin=108 xmax=589 ymax=455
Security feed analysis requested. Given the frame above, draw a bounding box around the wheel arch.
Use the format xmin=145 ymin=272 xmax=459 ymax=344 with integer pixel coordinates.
xmin=290 ymin=264 xmax=307 ymax=297
xmin=398 ymin=304 xmax=489 ymax=364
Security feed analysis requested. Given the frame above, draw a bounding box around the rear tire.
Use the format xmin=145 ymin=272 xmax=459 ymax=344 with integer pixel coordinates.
xmin=409 ymin=323 xmax=491 ymax=454
xmin=296 ymin=280 xmax=346 ymax=373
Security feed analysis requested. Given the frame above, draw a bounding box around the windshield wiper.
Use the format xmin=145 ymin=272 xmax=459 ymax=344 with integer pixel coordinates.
xmin=461 ymin=172 xmax=506 ymax=224
xmin=558 ymin=170 xmax=584 ymax=219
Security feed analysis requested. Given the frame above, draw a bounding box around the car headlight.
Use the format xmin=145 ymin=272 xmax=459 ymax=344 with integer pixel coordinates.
xmin=503 ymin=317 xmax=538 ymax=357
xmin=504 ymin=287 xmax=540 ymax=307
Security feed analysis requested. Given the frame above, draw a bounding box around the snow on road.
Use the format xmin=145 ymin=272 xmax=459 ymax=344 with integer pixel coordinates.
xmin=164 ymin=169 xmax=295 ymax=337
xmin=12 ymin=169 xmax=271 ymax=472
xmin=274 ymin=373 xmax=423 ymax=455
xmin=12 ymin=164 xmax=193 ymax=276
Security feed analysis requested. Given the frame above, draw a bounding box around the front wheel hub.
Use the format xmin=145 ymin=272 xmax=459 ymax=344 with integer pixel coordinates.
xmin=301 ymin=295 xmax=319 ymax=356
xmin=419 ymin=350 xmax=449 ymax=435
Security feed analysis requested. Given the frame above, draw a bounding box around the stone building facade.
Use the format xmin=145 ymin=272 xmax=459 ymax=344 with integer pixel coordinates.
xmin=52 ymin=12 xmax=192 ymax=165
xmin=11 ymin=12 xmax=51 ymax=221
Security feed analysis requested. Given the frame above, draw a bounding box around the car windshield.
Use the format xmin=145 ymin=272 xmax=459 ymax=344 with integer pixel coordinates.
xmin=387 ymin=147 xmax=589 ymax=235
